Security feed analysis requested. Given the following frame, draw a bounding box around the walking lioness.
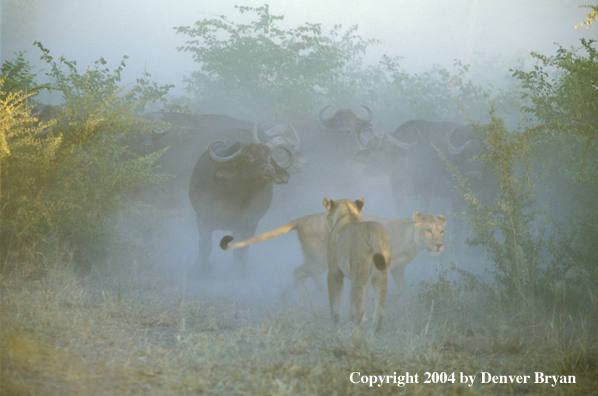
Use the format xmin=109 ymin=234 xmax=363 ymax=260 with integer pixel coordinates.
xmin=220 ymin=211 xmax=446 ymax=296
xmin=323 ymin=197 xmax=391 ymax=332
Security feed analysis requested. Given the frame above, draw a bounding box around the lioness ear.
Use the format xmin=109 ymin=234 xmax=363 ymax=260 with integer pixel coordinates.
xmin=354 ymin=198 xmax=365 ymax=213
xmin=322 ymin=197 xmax=334 ymax=212
xmin=413 ymin=211 xmax=423 ymax=222
xmin=438 ymin=214 xmax=446 ymax=224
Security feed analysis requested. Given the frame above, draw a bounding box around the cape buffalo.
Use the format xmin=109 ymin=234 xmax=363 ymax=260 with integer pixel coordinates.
xmin=355 ymin=119 xmax=497 ymax=213
xmin=189 ymin=140 xmax=294 ymax=275
xmin=137 ymin=112 xmax=300 ymax=210
xmin=317 ymin=105 xmax=374 ymax=149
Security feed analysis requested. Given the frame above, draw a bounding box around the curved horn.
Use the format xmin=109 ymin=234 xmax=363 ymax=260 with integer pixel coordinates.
xmin=383 ymin=134 xmax=419 ymax=150
xmin=360 ymin=105 xmax=373 ymax=123
xmin=357 ymin=123 xmax=372 ymax=147
xmin=274 ymin=146 xmax=295 ymax=169
xmin=207 ymin=141 xmax=243 ymax=163
xmin=318 ymin=105 xmax=332 ymax=124
xmin=252 ymin=123 xmax=262 ymax=143
xmin=394 ymin=122 xmax=415 ymax=142
xmin=445 ymin=125 xmax=472 ymax=155
xmin=288 ymin=123 xmax=300 ymax=150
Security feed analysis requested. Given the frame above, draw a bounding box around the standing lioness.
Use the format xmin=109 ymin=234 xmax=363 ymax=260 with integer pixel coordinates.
xmin=323 ymin=197 xmax=391 ymax=333
xmin=220 ymin=211 xmax=446 ymax=296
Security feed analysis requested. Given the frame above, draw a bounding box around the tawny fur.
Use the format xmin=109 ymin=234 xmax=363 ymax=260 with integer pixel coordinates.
xmin=220 ymin=211 xmax=446 ymax=297
xmin=322 ymin=197 xmax=391 ymax=333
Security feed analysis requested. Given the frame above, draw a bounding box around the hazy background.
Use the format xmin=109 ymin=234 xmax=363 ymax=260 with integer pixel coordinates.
xmin=1 ymin=0 xmax=595 ymax=298
xmin=2 ymin=0 xmax=592 ymax=96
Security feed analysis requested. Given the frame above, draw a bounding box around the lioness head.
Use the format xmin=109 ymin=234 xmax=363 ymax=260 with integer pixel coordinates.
xmin=322 ymin=197 xmax=365 ymax=228
xmin=413 ymin=211 xmax=446 ymax=255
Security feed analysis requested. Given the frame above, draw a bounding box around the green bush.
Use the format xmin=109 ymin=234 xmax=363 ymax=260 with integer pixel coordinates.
xmin=448 ymin=14 xmax=597 ymax=309
xmin=175 ymin=4 xmax=521 ymax=128
xmin=0 ymin=44 xmax=172 ymax=269
xmin=175 ymin=4 xmax=380 ymax=119
xmin=447 ymin=110 xmax=543 ymax=307
xmin=511 ymin=30 xmax=597 ymax=309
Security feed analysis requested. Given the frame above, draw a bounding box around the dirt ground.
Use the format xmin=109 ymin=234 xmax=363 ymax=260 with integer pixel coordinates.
xmin=1 ymin=248 xmax=597 ymax=396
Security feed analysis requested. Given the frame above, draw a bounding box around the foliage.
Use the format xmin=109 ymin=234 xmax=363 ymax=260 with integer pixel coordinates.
xmin=575 ymin=4 xmax=598 ymax=30
xmin=512 ymin=38 xmax=598 ymax=183
xmin=0 ymin=45 xmax=172 ymax=268
xmin=33 ymin=42 xmax=173 ymax=114
xmin=175 ymin=4 xmax=379 ymax=119
xmin=449 ymin=110 xmax=544 ymax=306
xmin=452 ymin=13 xmax=598 ymax=308
xmin=382 ymin=58 xmax=486 ymax=121
xmin=0 ymin=52 xmax=51 ymax=100
xmin=508 ymin=19 xmax=598 ymax=307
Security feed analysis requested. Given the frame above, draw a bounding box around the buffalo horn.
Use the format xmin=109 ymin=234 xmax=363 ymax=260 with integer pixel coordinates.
xmin=445 ymin=125 xmax=472 ymax=155
xmin=252 ymin=123 xmax=263 ymax=143
xmin=318 ymin=105 xmax=332 ymax=124
xmin=207 ymin=141 xmax=243 ymax=163
xmin=386 ymin=124 xmax=422 ymax=150
xmin=274 ymin=146 xmax=295 ymax=170
xmin=384 ymin=134 xmax=420 ymax=150
xmin=357 ymin=124 xmax=372 ymax=147
xmin=288 ymin=123 xmax=300 ymax=150
xmin=360 ymin=105 xmax=373 ymax=123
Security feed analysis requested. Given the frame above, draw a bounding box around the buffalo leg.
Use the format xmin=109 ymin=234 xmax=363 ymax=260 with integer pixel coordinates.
xmin=195 ymin=217 xmax=213 ymax=276
xmin=232 ymin=224 xmax=258 ymax=272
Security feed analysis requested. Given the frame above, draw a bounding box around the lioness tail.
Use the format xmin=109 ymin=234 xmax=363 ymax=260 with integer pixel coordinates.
xmin=373 ymin=253 xmax=387 ymax=271
xmin=220 ymin=214 xmax=316 ymax=251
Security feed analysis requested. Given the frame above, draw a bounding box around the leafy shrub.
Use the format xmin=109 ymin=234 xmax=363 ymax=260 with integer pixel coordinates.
xmin=0 ymin=44 xmax=172 ymax=269
xmin=175 ymin=4 xmax=380 ymax=119
xmin=511 ymin=32 xmax=597 ymax=308
xmin=449 ymin=17 xmax=597 ymax=309
xmin=447 ymin=110 xmax=543 ymax=307
xmin=175 ymin=3 xmax=522 ymax=130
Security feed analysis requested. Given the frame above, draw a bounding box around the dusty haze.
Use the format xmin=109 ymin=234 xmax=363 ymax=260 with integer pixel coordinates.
xmin=1 ymin=0 xmax=595 ymax=298
xmin=2 ymin=0 xmax=593 ymax=95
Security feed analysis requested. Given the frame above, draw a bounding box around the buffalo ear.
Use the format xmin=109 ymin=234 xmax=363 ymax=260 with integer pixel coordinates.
xmin=322 ymin=197 xmax=334 ymax=213
xmin=214 ymin=167 xmax=238 ymax=179
xmin=354 ymin=198 xmax=365 ymax=213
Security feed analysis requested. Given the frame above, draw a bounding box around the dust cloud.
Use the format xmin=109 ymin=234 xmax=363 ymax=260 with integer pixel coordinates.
xmin=1 ymin=0 xmax=593 ymax=301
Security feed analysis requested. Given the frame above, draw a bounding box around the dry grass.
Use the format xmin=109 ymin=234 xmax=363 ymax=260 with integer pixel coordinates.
xmin=1 ymin=255 xmax=597 ymax=396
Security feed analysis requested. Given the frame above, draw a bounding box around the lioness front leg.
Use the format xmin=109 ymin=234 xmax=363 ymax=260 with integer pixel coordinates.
xmin=327 ymin=268 xmax=344 ymax=325
xmin=390 ymin=264 xmax=406 ymax=297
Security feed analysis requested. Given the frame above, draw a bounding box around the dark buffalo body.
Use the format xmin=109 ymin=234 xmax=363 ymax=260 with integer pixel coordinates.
xmin=189 ymin=141 xmax=292 ymax=274
xmin=355 ymin=119 xmax=497 ymax=213
xmin=135 ymin=112 xmax=299 ymax=210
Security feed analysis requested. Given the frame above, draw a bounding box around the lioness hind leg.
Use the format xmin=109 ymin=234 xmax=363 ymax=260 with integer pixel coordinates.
xmin=294 ymin=258 xmax=327 ymax=293
xmin=371 ymin=270 xmax=389 ymax=333
xmin=327 ymin=269 xmax=344 ymax=325
xmin=349 ymin=282 xmax=367 ymax=329
xmin=293 ymin=264 xmax=310 ymax=299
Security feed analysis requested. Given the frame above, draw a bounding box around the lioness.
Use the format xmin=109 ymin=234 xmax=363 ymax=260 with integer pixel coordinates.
xmin=220 ymin=210 xmax=446 ymax=296
xmin=323 ymin=197 xmax=391 ymax=332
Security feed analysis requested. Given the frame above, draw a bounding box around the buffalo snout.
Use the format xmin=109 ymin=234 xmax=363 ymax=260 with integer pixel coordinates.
xmin=258 ymin=163 xmax=276 ymax=179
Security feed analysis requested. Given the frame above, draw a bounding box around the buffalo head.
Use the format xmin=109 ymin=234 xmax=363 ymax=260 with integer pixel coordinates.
xmin=207 ymin=141 xmax=293 ymax=184
xmin=318 ymin=105 xmax=374 ymax=146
